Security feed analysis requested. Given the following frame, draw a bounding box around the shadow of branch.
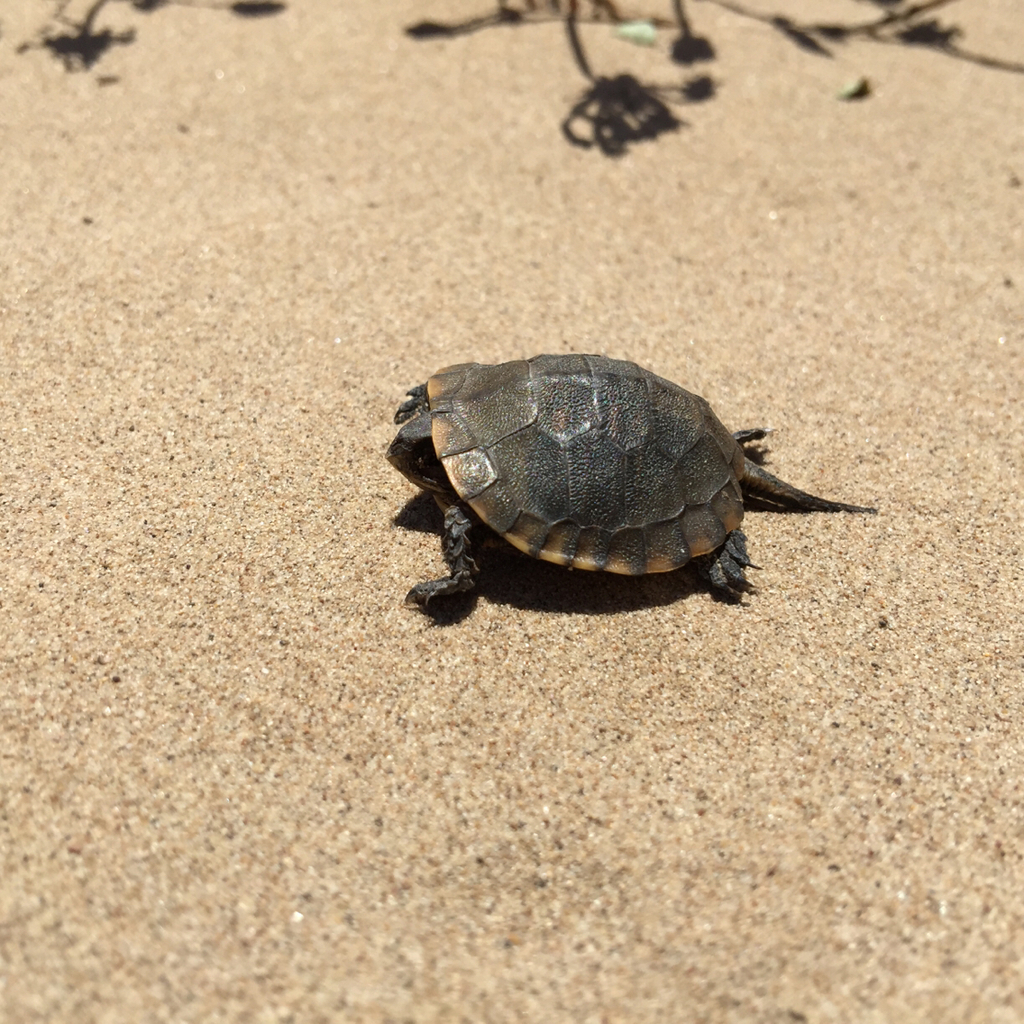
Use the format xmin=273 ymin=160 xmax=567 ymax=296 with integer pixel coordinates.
xmin=561 ymin=74 xmax=685 ymax=156
xmin=19 ymin=0 xmax=286 ymax=72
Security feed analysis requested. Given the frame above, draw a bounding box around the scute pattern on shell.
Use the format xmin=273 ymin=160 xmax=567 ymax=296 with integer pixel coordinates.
xmin=427 ymin=354 xmax=746 ymax=575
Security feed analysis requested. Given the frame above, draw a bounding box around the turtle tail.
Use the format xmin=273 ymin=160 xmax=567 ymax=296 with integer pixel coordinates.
xmin=740 ymin=460 xmax=876 ymax=514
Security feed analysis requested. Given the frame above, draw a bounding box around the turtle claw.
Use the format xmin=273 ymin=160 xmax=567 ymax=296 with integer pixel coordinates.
xmin=695 ymin=529 xmax=756 ymax=601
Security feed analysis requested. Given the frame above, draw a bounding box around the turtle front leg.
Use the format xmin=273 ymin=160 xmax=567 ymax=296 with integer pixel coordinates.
xmin=694 ymin=529 xmax=756 ymax=601
xmin=405 ymin=503 xmax=480 ymax=608
xmin=394 ymin=383 xmax=429 ymax=425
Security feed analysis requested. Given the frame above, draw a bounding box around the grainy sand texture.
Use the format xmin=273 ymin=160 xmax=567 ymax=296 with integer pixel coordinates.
xmin=2 ymin=0 xmax=1023 ymax=1020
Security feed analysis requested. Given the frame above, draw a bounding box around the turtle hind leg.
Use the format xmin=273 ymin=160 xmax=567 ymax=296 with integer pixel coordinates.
xmin=405 ymin=504 xmax=480 ymax=609
xmin=694 ymin=529 xmax=756 ymax=601
xmin=741 ymin=460 xmax=877 ymax=514
xmin=733 ymin=427 xmax=771 ymax=445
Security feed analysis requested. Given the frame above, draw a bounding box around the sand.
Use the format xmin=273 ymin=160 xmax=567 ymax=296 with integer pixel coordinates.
xmin=2 ymin=0 xmax=1023 ymax=1020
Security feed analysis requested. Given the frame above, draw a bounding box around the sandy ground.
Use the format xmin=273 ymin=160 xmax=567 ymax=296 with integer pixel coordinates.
xmin=2 ymin=0 xmax=1023 ymax=1020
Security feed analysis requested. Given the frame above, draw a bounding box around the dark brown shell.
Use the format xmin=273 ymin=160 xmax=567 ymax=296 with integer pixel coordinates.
xmin=425 ymin=354 xmax=746 ymax=575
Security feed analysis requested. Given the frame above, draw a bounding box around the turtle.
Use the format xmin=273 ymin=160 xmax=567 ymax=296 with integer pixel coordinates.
xmin=386 ymin=354 xmax=875 ymax=608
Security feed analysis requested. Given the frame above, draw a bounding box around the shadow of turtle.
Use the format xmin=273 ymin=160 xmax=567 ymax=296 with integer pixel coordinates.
xmin=392 ymin=489 xmax=443 ymax=535
xmin=392 ymin=492 xmax=724 ymax=625
xmin=474 ymin=546 xmax=707 ymax=615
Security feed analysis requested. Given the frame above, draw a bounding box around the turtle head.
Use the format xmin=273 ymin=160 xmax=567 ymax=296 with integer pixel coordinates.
xmin=387 ymin=409 xmax=452 ymax=497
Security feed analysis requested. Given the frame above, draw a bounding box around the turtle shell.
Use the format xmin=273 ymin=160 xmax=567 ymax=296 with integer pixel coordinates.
xmin=425 ymin=354 xmax=746 ymax=575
